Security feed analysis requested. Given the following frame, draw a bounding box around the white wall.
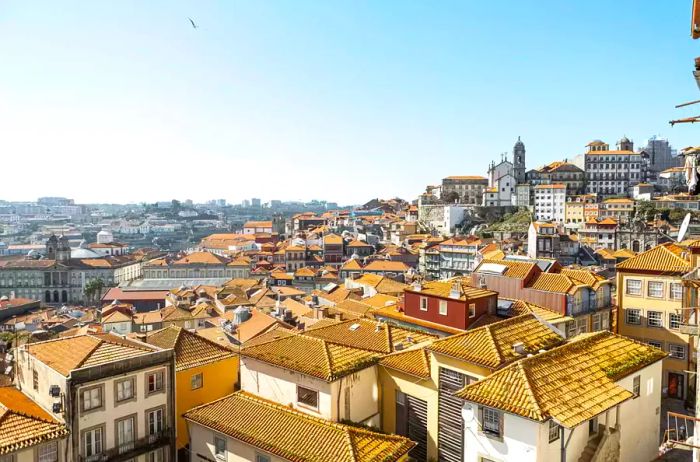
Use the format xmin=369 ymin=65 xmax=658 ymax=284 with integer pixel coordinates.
xmin=189 ymin=422 xmax=285 ymax=462
xmin=463 ymin=404 xmax=539 ymax=462
xmin=240 ymin=358 xmax=379 ymax=426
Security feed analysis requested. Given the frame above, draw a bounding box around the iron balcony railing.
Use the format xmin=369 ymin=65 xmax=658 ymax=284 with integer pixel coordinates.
xmin=79 ymin=428 xmax=172 ymax=462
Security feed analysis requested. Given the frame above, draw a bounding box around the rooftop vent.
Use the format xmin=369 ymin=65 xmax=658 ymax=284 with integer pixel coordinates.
xmin=512 ymin=342 xmax=526 ymax=355
xmin=349 ymin=323 xmax=361 ymax=331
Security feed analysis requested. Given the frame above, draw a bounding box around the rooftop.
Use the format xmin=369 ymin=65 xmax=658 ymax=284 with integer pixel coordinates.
xmin=616 ymin=243 xmax=691 ymax=274
xmin=184 ymin=391 xmax=414 ymax=462
xmin=455 ymin=331 xmax=666 ymax=428
xmin=145 ymin=325 xmax=236 ymax=371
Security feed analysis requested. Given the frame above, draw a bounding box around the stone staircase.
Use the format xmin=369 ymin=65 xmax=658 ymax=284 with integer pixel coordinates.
xmin=578 ymin=430 xmax=604 ymax=462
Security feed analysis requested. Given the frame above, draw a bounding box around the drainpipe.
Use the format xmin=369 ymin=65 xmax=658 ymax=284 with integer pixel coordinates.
xmin=560 ymin=425 xmax=575 ymax=462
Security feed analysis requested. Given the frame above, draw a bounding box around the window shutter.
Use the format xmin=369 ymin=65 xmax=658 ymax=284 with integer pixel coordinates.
xmin=395 ymin=391 xmax=408 ymax=436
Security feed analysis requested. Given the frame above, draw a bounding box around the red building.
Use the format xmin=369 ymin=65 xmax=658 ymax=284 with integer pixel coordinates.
xmin=403 ymin=279 xmax=497 ymax=330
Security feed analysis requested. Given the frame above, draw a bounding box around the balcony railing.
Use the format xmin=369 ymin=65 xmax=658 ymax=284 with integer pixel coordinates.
xmin=79 ymin=428 xmax=172 ymax=462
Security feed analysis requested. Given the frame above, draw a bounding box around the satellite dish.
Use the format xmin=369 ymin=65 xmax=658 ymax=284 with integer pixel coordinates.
xmin=678 ymin=213 xmax=692 ymax=242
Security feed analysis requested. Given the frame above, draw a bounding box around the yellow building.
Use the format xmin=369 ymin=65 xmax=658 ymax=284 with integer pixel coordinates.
xmin=145 ymin=325 xmax=238 ymax=450
xmin=616 ymin=243 xmax=692 ymax=400
xmin=379 ymin=313 xmax=565 ymax=461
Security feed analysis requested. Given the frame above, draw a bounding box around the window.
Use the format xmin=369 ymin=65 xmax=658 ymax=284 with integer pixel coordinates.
xmin=648 ymin=281 xmax=663 ymax=298
xmin=633 ymin=375 xmax=640 ymax=398
xmin=669 ymin=344 xmax=686 ymax=360
xmin=81 ymin=386 xmax=102 ymax=412
xmin=647 ymin=340 xmax=663 ymax=349
xmin=37 ymin=441 xmax=58 ymax=462
xmin=147 ymin=408 xmax=164 ymax=436
xmin=670 ymin=313 xmax=682 ymax=330
xmin=32 ymin=369 xmax=39 ymax=391
xmin=255 ymin=454 xmax=271 ymax=462
xmin=0 ymin=455 xmax=15 ymax=462
xmin=419 ymin=297 xmax=427 ymax=311
xmin=439 ymin=300 xmax=448 ymax=316
xmin=592 ymin=314 xmax=601 ymax=332
xmin=191 ymin=373 xmax=203 ymax=390
xmin=626 ymin=279 xmax=641 ymax=295
xmin=482 ymin=407 xmax=502 ymax=437
xmin=214 ymin=435 xmax=226 ymax=460
xmin=83 ymin=427 xmax=103 ymax=458
xmin=297 ymin=386 xmax=319 ymax=410
xmin=647 ymin=311 xmax=663 ymax=328
xmin=147 ymin=370 xmax=164 ymax=394
xmin=576 ymin=317 xmax=588 ymax=335
xmin=116 ymin=377 xmax=134 ymax=402
xmin=567 ymin=321 xmax=576 ymax=338
xmin=147 ymin=449 xmax=164 ymax=462
xmin=548 ymin=420 xmax=560 ymax=443
xmin=671 ymin=283 xmax=683 ymax=300
xmin=117 ymin=416 xmax=135 ymax=451
xmin=469 ymin=303 xmax=476 ymax=318
xmin=625 ymin=309 xmax=641 ymax=325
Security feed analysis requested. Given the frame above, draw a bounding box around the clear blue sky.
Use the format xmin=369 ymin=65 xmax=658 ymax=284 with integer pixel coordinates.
xmin=1 ymin=1 xmax=698 ymax=205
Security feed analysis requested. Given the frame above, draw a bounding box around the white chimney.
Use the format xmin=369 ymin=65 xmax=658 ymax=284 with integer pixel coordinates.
xmin=512 ymin=342 xmax=525 ymax=355
xmin=448 ymin=281 xmax=461 ymax=299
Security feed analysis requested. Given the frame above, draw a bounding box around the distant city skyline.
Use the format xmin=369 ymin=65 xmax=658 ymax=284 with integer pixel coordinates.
xmin=1 ymin=1 xmax=698 ymax=204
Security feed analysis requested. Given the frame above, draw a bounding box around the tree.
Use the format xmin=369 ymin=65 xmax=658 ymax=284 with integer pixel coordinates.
xmin=442 ymin=191 xmax=459 ymax=203
xmin=84 ymin=278 xmax=105 ymax=305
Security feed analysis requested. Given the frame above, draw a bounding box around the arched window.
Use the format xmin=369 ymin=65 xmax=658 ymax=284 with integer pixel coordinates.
xmin=632 ymin=240 xmax=640 ymax=253
xmin=45 ymin=291 xmax=51 ymax=303
xmin=53 ymin=290 xmax=59 ymax=303
xmin=61 ymin=290 xmax=68 ymax=303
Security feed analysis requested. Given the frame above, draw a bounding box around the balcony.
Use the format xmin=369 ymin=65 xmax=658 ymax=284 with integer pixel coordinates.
xmin=79 ymin=428 xmax=172 ymax=462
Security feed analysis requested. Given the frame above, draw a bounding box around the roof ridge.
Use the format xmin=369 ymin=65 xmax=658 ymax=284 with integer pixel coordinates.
xmin=516 ymin=361 xmax=544 ymax=420
xmin=344 ymin=427 xmax=358 ymax=462
xmin=74 ymin=336 xmax=104 ymax=369
xmin=484 ymin=323 xmax=506 ymax=366
xmin=321 ymin=339 xmax=334 ymax=379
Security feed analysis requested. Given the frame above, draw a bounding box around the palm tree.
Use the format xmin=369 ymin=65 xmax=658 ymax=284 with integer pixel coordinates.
xmin=84 ymin=278 xmax=105 ymax=305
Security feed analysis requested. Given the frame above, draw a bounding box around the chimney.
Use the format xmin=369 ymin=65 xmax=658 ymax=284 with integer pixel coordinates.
xmin=448 ymin=281 xmax=461 ymax=299
xmin=412 ymin=280 xmax=422 ymax=292
xmin=512 ymin=342 xmax=525 ymax=355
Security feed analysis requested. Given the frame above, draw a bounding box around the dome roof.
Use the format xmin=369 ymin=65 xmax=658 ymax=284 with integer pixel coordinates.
xmin=70 ymin=247 xmax=101 ymax=259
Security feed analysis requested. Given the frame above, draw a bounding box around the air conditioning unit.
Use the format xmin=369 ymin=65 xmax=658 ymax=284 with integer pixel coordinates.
xmin=49 ymin=385 xmax=60 ymax=397
xmin=52 ymin=402 xmax=62 ymax=413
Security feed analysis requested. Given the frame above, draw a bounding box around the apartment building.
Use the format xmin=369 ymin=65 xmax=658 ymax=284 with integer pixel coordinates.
xmin=441 ymin=176 xmax=489 ymax=205
xmin=600 ymin=197 xmax=635 ymax=222
xmin=184 ymin=392 xmax=414 ymax=462
xmin=533 ymin=184 xmax=566 ymax=223
xmin=436 ymin=236 xmax=482 ymax=278
xmin=526 ymin=160 xmax=585 ymax=195
xmin=584 ymin=138 xmax=646 ymax=197
xmin=458 ymin=331 xmax=665 ymax=462
xmin=564 ymin=194 xmax=598 ymax=229
xmin=144 ymin=326 xmax=238 ymax=452
xmin=16 ymin=333 xmax=176 ymax=461
xmin=0 ymin=386 xmax=69 ymax=461
xmin=616 ymin=243 xmax=692 ymax=399
xmin=578 ymin=217 xmax=618 ymax=249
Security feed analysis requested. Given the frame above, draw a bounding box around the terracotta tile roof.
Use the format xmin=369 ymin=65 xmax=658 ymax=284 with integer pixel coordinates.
xmin=526 ymin=273 xmax=582 ymax=294
xmin=616 ymin=243 xmax=691 ymax=274
xmin=372 ymin=305 xmax=465 ymax=335
xmin=429 ymin=314 xmax=564 ymax=370
xmin=173 ymin=251 xmax=229 ymax=265
xmin=294 ymin=267 xmax=316 ymax=277
xmin=603 ymin=198 xmax=634 ymax=204
xmin=271 ymin=286 xmax=306 ymax=298
xmin=101 ymin=310 xmax=133 ymax=323
xmin=406 ymin=278 xmax=496 ymax=301
xmin=534 ymin=183 xmax=566 ymax=189
xmin=184 ymin=391 xmax=414 ymax=462
xmin=340 ymin=259 xmax=363 ymax=271
xmin=145 ymin=325 xmax=236 ymax=371
xmin=559 ymin=268 xmax=608 ymax=289
xmin=351 ymin=274 xmax=409 ymax=295
xmin=26 ymin=333 xmax=158 ymax=376
xmin=243 ymin=221 xmax=272 ymax=228
xmin=361 ymin=294 xmax=398 ymax=309
xmin=0 ymin=387 xmax=68 ymax=454
xmin=323 ymin=234 xmax=343 ymax=245
xmin=455 ymin=331 xmax=667 ymax=428
xmin=240 ymin=324 xmax=295 ymax=348
xmin=347 ymin=240 xmax=372 ymax=248
xmin=474 ymin=259 xmax=537 ymax=279
xmin=501 ymin=299 xmax=570 ymax=323
xmin=304 ymin=318 xmax=436 ymax=353
xmin=363 ymin=260 xmax=410 ymax=273
xmin=224 ymin=309 xmax=285 ymax=344
xmin=241 ymin=333 xmax=380 ymax=381
xmin=444 ymin=175 xmax=488 ymax=181
xmin=380 ymin=347 xmax=431 ymax=379
xmin=329 ymin=299 xmax=375 ymax=318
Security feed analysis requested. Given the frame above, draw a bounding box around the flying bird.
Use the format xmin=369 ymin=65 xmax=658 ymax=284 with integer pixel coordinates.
xmin=188 ymin=17 xmax=198 ymax=29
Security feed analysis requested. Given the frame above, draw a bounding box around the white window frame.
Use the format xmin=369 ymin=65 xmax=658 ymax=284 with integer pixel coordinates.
xmin=296 ymin=385 xmax=319 ymax=411
xmin=625 ymin=308 xmax=641 ymax=325
xmin=647 ymin=340 xmax=663 ymax=349
xmin=83 ymin=427 xmax=103 ymax=458
xmin=548 ymin=420 xmax=560 ymax=443
xmin=647 ymin=311 xmax=663 ymax=328
xmin=647 ymin=281 xmax=664 ymax=299
xmin=669 ymin=344 xmax=686 ymax=360
xmin=37 ymin=441 xmax=58 ymax=462
xmin=191 ymin=372 xmax=203 ymax=390
xmin=255 ymin=454 xmax=271 ymax=462
xmin=82 ymin=387 xmax=102 ymax=412
xmin=482 ymin=407 xmax=502 ymax=437
xmin=214 ymin=435 xmax=227 ymax=460
xmin=625 ymin=279 xmax=641 ymax=296
xmin=469 ymin=303 xmax=476 ymax=318
xmin=439 ymin=300 xmax=448 ymax=316
xmin=592 ymin=313 xmax=601 ymax=331
xmin=116 ymin=377 xmax=134 ymax=402
xmin=147 ymin=370 xmax=164 ymax=394
xmin=419 ymin=297 xmax=428 ymax=311
xmin=670 ymin=283 xmax=683 ymax=300
xmin=669 ymin=313 xmax=682 ymax=330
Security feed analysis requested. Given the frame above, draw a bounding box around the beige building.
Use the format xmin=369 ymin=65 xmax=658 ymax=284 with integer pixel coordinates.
xmin=16 ymin=333 xmax=176 ymax=461
xmin=616 ymin=243 xmax=691 ymax=399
